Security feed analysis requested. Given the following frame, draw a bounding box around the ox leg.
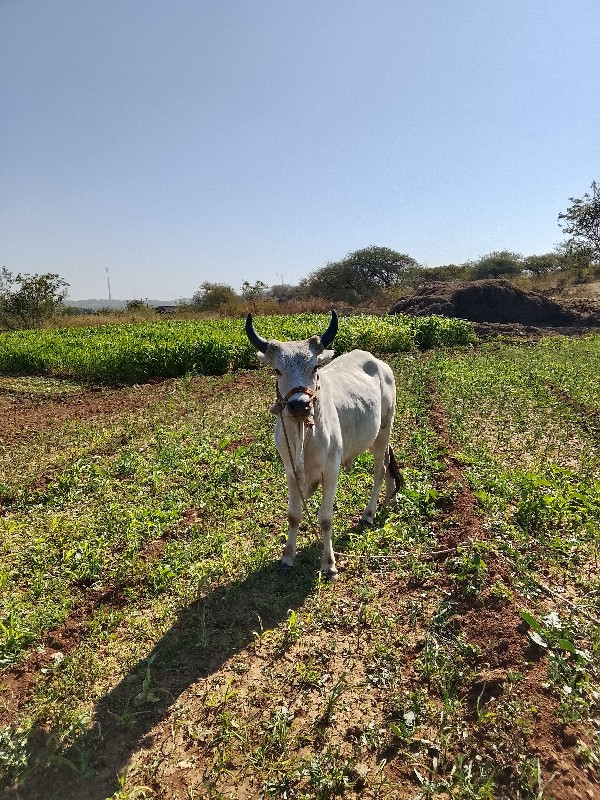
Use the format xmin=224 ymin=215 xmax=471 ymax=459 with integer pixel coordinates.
xmin=319 ymin=469 xmax=339 ymax=579
xmin=281 ymin=473 xmax=302 ymax=568
xmin=361 ymin=432 xmax=391 ymax=525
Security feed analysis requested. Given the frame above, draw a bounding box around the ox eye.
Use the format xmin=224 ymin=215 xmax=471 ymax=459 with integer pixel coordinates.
xmin=273 ymin=369 xmax=282 ymax=376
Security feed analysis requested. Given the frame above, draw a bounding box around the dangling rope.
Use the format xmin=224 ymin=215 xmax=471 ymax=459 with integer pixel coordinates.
xmin=271 ymin=382 xmax=319 ymax=530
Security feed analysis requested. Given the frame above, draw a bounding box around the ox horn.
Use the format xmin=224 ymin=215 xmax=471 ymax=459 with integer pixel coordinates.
xmin=245 ymin=313 xmax=269 ymax=353
xmin=319 ymin=310 xmax=338 ymax=348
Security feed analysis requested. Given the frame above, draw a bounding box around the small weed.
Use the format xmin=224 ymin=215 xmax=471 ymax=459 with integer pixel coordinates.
xmin=133 ymin=654 xmax=161 ymax=706
xmin=297 ymin=745 xmax=356 ymax=799
xmin=358 ymin=720 xmax=388 ymax=750
xmin=259 ymin=705 xmax=294 ymax=757
xmin=0 ymin=612 xmax=32 ymax=666
xmin=295 ymin=657 xmax=322 ymax=689
xmin=366 ymin=643 xmax=402 ymax=689
xmin=448 ymin=541 xmax=489 ymax=597
xmin=489 ymin=580 xmax=513 ymax=604
xmin=108 ymin=771 xmax=153 ymax=799
xmin=418 ymin=626 xmax=480 ymax=700
xmin=315 ymin=674 xmax=348 ymax=731
xmin=0 ymin=726 xmax=31 ymax=788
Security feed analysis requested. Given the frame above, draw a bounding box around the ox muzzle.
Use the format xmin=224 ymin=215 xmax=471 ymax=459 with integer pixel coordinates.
xmin=279 ymin=385 xmax=318 ymax=423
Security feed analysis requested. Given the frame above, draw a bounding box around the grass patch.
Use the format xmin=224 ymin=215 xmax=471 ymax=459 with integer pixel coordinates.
xmin=1 ymin=336 xmax=599 ymax=799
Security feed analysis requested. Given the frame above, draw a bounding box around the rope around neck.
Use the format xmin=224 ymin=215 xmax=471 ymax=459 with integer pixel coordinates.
xmin=272 ymin=382 xmax=319 ymax=530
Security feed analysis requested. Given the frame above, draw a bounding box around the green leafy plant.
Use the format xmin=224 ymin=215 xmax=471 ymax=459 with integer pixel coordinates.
xmin=0 ymin=313 xmax=475 ymax=384
xmin=0 ymin=612 xmax=32 ymax=666
xmin=448 ymin=542 xmax=488 ymax=596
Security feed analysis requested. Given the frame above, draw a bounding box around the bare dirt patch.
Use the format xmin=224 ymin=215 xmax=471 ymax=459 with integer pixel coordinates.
xmin=391 ymin=280 xmax=600 ymax=338
xmin=0 ymin=381 xmax=174 ymax=444
xmin=0 ymin=371 xmax=263 ymax=445
xmin=428 ymin=398 xmax=486 ymax=554
xmin=548 ymin=279 xmax=600 ymax=309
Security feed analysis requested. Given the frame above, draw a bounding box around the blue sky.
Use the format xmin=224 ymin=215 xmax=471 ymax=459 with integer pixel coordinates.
xmin=1 ymin=1 xmax=599 ymax=300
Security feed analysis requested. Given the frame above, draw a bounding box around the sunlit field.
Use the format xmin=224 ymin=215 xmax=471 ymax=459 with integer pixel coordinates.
xmin=0 ymin=321 xmax=598 ymax=800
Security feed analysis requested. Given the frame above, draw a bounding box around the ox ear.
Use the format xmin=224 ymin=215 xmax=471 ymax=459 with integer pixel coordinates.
xmin=256 ymin=351 xmax=272 ymax=366
xmin=317 ymin=349 xmax=334 ymax=365
xmin=308 ymin=335 xmax=334 ymax=364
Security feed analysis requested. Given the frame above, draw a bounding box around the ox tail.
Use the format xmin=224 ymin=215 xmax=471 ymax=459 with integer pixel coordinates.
xmin=387 ymin=445 xmax=404 ymax=498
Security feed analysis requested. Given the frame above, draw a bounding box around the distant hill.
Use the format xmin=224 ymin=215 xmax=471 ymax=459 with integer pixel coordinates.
xmin=66 ymin=299 xmax=186 ymax=311
xmin=66 ymin=299 xmax=126 ymax=310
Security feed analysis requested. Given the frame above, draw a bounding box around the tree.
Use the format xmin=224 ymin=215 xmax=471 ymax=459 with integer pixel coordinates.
xmin=265 ymin=283 xmax=302 ymax=302
xmin=471 ymin=251 xmax=523 ymax=279
xmin=523 ymin=253 xmax=564 ymax=276
xmin=414 ymin=263 xmax=473 ymax=284
xmin=125 ymin=299 xmax=148 ymax=311
xmin=0 ymin=270 xmax=69 ymax=328
xmin=555 ymin=244 xmax=597 ymax=282
xmin=558 ymin=181 xmax=600 ymax=261
xmin=192 ymin=282 xmax=239 ymax=311
xmin=301 ymin=246 xmax=419 ymax=304
xmin=240 ymin=280 xmax=267 ymax=302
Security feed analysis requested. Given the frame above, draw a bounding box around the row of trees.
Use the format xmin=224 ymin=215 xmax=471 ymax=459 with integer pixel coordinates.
xmin=191 ymin=249 xmax=418 ymax=310
xmin=2 ymin=181 xmax=599 ymax=325
xmin=195 ymin=181 xmax=600 ymax=309
xmin=190 ymin=280 xmax=269 ymax=311
xmin=195 ymin=246 xmax=596 ymax=309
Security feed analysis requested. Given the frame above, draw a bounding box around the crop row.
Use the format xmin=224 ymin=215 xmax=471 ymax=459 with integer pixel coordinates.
xmin=0 ymin=313 xmax=475 ymax=384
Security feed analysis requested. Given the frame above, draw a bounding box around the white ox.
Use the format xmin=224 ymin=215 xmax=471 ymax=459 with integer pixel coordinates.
xmin=246 ymin=311 xmax=402 ymax=579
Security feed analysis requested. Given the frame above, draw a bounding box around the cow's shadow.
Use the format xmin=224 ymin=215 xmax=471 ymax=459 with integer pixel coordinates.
xmin=23 ymin=548 xmax=320 ymax=800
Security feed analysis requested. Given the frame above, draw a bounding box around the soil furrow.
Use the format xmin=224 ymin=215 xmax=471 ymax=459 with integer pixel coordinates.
xmin=426 ymin=377 xmax=599 ymax=800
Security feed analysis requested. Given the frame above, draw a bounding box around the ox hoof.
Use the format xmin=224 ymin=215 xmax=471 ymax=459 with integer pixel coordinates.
xmin=320 ymin=569 xmax=338 ymax=582
xmin=359 ymin=516 xmax=374 ymax=528
xmin=278 ymin=560 xmax=293 ymax=574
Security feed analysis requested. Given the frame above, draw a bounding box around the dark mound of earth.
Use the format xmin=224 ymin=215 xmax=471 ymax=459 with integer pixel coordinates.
xmin=390 ymin=280 xmax=600 ymax=327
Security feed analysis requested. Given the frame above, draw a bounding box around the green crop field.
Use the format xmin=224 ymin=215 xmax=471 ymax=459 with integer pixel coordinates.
xmin=0 ymin=314 xmax=474 ymax=384
xmin=0 ymin=323 xmax=599 ymax=800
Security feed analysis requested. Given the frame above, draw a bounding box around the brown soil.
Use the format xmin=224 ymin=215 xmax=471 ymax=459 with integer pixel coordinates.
xmin=547 ymin=279 xmax=600 ymax=306
xmin=0 ymin=372 xmax=262 ymax=445
xmin=0 ymin=381 xmax=175 ymax=444
xmin=390 ymin=280 xmax=600 ymax=332
xmin=427 ymin=386 xmax=599 ymax=800
xmin=428 ymin=397 xmax=487 ymax=555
